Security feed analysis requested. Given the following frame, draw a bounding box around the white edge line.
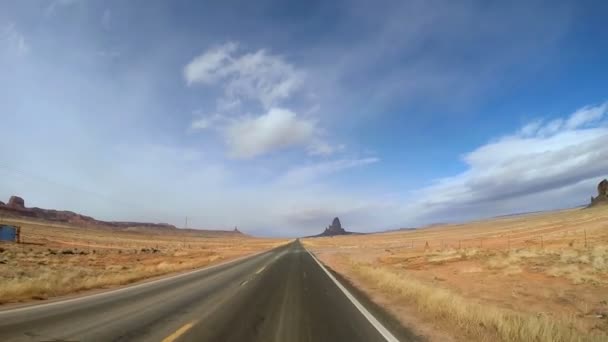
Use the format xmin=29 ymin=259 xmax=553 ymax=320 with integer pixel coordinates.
xmin=305 ymin=248 xmax=400 ymax=342
xmin=0 ymin=248 xmax=272 ymax=315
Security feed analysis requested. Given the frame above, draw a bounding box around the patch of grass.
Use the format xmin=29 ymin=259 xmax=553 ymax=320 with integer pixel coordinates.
xmin=0 ymin=220 xmax=288 ymax=304
xmin=482 ymin=247 xmax=608 ymax=285
xmin=427 ymin=249 xmax=462 ymax=264
xmin=351 ymin=262 xmax=606 ymax=342
xmin=0 ymin=254 xmax=219 ymax=302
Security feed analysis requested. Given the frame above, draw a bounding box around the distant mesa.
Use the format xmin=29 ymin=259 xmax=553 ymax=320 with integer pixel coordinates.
xmin=0 ymin=195 xmax=244 ymax=236
xmin=589 ymin=179 xmax=608 ymax=207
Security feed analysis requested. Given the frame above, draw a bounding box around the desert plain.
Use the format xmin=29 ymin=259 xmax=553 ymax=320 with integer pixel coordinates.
xmin=304 ymin=205 xmax=608 ymax=341
xmin=0 ymin=217 xmax=287 ymax=304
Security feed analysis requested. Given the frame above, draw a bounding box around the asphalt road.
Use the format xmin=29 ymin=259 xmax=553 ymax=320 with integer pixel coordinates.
xmin=0 ymin=240 xmax=416 ymax=342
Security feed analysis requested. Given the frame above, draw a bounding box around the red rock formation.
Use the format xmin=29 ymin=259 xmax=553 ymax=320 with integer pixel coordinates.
xmin=319 ymin=217 xmax=348 ymax=236
xmin=7 ymin=196 xmax=25 ymax=209
xmin=589 ymin=179 xmax=608 ymax=207
xmin=599 ymin=179 xmax=608 ymax=197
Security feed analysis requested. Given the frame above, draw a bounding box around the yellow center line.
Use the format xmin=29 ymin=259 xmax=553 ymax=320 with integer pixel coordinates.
xmin=255 ymin=265 xmax=266 ymax=274
xmin=161 ymin=321 xmax=196 ymax=342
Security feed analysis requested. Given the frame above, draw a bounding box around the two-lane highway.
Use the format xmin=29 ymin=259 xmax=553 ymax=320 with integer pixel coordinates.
xmin=0 ymin=241 xmax=416 ymax=342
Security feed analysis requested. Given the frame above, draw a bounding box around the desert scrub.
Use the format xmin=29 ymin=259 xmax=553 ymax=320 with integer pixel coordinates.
xmin=350 ymin=261 xmax=606 ymax=342
xmin=484 ymin=247 xmax=608 ymax=285
xmin=0 ymin=248 xmax=222 ymax=303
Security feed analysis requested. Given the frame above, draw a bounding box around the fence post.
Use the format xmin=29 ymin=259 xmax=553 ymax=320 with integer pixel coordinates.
xmin=584 ymin=229 xmax=587 ymax=248
xmin=540 ymin=235 xmax=543 ymax=249
xmin=480 ymin=238 xmax=483 ymax=249
xmin=458 ymin=240 xmax=461 ymax=249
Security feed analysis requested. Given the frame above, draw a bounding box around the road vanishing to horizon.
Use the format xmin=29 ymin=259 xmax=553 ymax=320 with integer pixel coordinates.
xmin=3 ymin=1 xmax=608 ymax=341
xmin=0 ymin=241 xmax=415 ymax=342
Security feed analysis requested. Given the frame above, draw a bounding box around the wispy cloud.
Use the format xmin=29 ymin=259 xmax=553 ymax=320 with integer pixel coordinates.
xmin=189 ymin=112 xmax=226 ymax=131
xmin=278 ymin=157 xmax=379 ymax=186
xmin=403 ymin=102 xmax=608 ymax=223
xmin=185 ymin=42 xmax=338 ymax=159
xmin=184 ymin=42 xmax=303 ymax=109
xmin=45 ymin=0 xmax=83 ymax=16
xmin=225 ymin=108 xmax=316 ymax=159
xmin=1 ymin=23 xmax=29 ymax=56
xmin=184 ymin=42 xmax=238 ymax=85
xmin=307 ymin=140 xmax=345 ymax=156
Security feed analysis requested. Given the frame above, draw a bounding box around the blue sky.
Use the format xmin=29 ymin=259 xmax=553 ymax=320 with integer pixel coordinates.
xmin=1 ymin=1 xmax=607 ymax=236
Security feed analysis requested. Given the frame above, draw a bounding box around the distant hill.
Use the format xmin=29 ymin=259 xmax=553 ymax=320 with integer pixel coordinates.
xmin=0 ymin=195 xmax=243 ymax=236
xmin=377 ymin=227 xmax=418 ymax=233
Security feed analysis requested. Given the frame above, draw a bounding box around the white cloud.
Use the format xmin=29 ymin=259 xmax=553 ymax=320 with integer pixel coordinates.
xmin=185 ymin=42 xmax=338 ymax=159
xmin=226 ymin=49 xmax=303 ymax=108
xmin=279 ymin=157 xmax=379 ymax=185
xmin=403 ymin=102 xmax=608 ymax=223
xmin=519 ymin=120 xmax=543 ymax=137
xmin=224 ymin=108 xmax=316 ymax=159
xmin=565 ymin=103 xmax=607 ymax=129
xmin=190 ymin=118 xmax=212 ymax=130
xmin=189 ymin=112 xmax=225 ymax=131
xmin=184 ymin=42 xmax=304 ymax=109
xmin=307 ymin=140 xmax=345 ymax=156
xmin=1 ymin=23 xmax=29 ymax=56
xmin=519 ymin=103 xmax=608 ymax=138
xmin=184 ymin=42 xmax=238 ymax=85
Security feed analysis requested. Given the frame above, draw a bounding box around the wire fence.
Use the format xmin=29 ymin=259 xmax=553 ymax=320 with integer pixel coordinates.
xmin=381 ymin=228 xmax=604 ymax=254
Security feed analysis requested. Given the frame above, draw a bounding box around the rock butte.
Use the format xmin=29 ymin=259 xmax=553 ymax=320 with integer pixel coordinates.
xmin=324 ymin=217 xmax=346 ymax=235
xmin=589 ymin=179 xmax=608 ymax=207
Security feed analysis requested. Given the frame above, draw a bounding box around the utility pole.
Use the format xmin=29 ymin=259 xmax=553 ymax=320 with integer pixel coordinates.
xmin=183 ymin=216 xmax=188 ymax=249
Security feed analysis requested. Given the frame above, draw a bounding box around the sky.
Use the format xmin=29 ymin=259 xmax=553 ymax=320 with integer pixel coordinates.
xmin=1 ymin=1 xmax=607 ymax=237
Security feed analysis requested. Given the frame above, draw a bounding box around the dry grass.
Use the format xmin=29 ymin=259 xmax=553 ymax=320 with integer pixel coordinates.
xmin=303 ymin=205 xmax=608 ymax=341
xmin=351 ymin=262 xmax=603 ymax=342
xmin=0 ymin=218 xmax=287 ymax=304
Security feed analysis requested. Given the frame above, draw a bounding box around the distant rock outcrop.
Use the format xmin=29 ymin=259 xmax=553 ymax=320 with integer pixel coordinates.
xmin=8 ymin=196 xmax=25 ymax=209
xmin=589 ymin=179 xmax=608 ymax=207
xmin=310 ymin=217 xmax=358 ymax=237
xmin=323 ymin=217 xmax=346 ymax=235
xmin=599 ymin=179 xmax=608 ymax=196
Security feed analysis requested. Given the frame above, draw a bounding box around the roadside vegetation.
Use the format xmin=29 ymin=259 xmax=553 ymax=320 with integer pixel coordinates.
xmin=304 ymin=205 xmax=608 ymax=341
xmin=0 ymin=218 xmax=286 ymax=304
xmin=352 ymin=261 xmax=603 ymax=342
